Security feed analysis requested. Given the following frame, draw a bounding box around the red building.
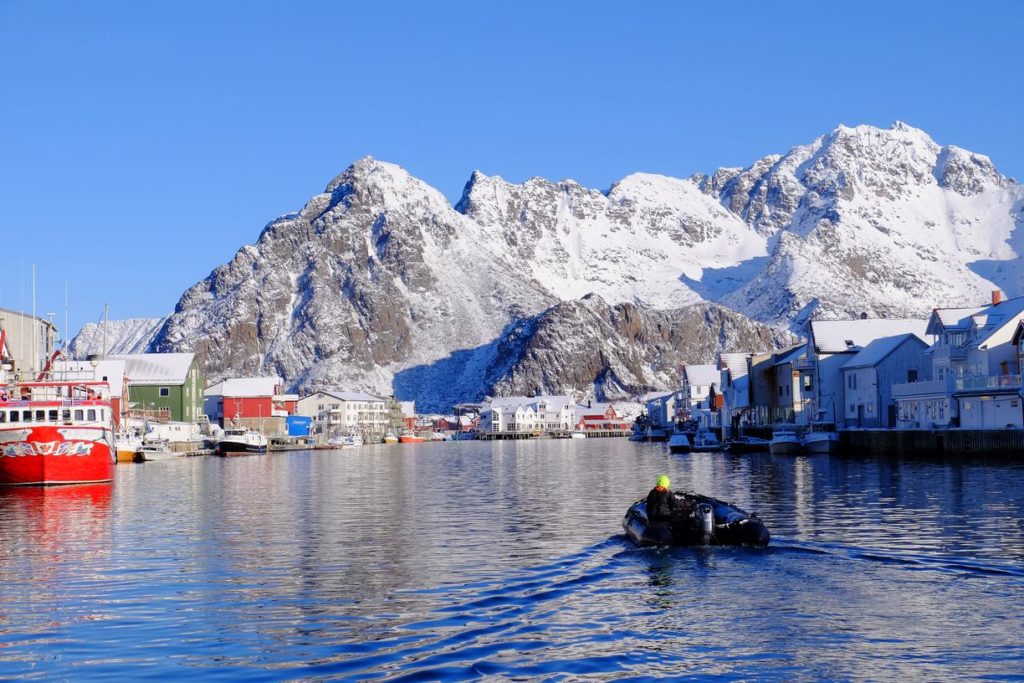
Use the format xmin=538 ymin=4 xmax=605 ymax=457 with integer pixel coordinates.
xmin=206 ymin=376 xmax=298 ymax=431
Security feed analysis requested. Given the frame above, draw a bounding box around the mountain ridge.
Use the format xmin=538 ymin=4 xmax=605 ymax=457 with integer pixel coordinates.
xmin=72 ymin=122 xmax=1024 ymax=410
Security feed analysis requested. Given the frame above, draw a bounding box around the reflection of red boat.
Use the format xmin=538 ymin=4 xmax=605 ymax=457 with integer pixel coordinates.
xmin=0 ymin=380 xmax=115 ymax=485
xmin=398 ymin=431 xmax=424 ymax=443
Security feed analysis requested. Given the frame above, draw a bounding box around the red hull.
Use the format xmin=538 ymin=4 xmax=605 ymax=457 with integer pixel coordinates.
xmin=0 ymin=425 xmax=114 ymax=485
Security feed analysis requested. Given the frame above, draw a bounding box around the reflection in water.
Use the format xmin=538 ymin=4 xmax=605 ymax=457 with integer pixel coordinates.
xmin=0 ymin=442 xmax=1022 ymax=679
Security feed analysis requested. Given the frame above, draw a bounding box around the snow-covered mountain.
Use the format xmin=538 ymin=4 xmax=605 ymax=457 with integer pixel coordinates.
xmin=69 ymin=317 xmax=167 ymax=358
xmin=85 ymin=122 xmax=1022 ymax=409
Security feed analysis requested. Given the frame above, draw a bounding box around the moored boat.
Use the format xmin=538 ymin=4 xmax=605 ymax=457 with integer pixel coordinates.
xmin=115 ymin=431 xmax=143 ymax=463
xmin=802 ymin=423 xmax=840 ymax=454
xmin=622 ymin=491 xmax=770 ymax=548
xmin=216 ymin=428 xmax=268 ymax=456
xmin=690 ymin=429 xmax=723 ymax=452
xmin=382 ymin=432 xmax=399 ymax=444
xmin=398 ymin=431 xmax=424 ymax=443
xmin=138 ymin=437 xmax=178 ymax=461
xmin=0 ymin=380 xmax=116 ymax=485
xmin=667 ymin=432 xmax=691 ymax=454
xmin=569 ymin=430 xmax=586 ymax=439
xmin=769 ymin=428 xmax=803 ymax=455
xmin=328 ymin=433 xmax=363 ymax=448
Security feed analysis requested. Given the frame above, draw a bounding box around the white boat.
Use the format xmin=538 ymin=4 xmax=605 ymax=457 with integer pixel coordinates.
xmin=667 ymin=432 xmax=691 ymax=454
xmin=138 ymin=437 xmax=178 ymax=461
xmin=328 ymin=433 xmax=363 ymax=448
xmin=769 ymin=429 xmax=804 ymax=455
xmin=802 ymin=424 xmax=840 ymax=455
xmin=431 ymin=431 xmax=450 ymax=441
xmin=569 ymin=430 xmax=586 ymax=439
xmin=691 ymin=430 xmax=722 ymax=452
xmin=217 ymin=428 xmax=268 ymax=456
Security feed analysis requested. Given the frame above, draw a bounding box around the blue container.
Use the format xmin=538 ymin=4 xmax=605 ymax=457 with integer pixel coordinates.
xmin=286 ymin=415 xmax=312 ymax=437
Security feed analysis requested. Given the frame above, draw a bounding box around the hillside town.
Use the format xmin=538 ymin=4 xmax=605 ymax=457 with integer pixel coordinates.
xmin=2 ymin=289 xmax=1023 ymax=456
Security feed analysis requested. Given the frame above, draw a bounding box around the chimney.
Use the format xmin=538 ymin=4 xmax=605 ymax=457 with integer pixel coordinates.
xmin=992 ymin=290 xmax=1003 ymax=305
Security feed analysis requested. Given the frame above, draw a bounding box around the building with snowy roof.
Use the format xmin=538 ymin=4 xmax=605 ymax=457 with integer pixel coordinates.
xmin=479 ymin=395 xmax=577 ymax=434
xmin=806 ymin=318 xmax=930 ymax=424
xmin=841 ymin=333 xmax=930 ymax=428
xmin=107 ymin=352 xmax=204 ymax=424
xmin=295 ymin=390 xmax=390 ymax=437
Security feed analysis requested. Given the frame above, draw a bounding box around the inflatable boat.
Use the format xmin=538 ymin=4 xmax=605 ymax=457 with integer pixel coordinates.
xmin=622 ymin=492 xmax=770 ymax=548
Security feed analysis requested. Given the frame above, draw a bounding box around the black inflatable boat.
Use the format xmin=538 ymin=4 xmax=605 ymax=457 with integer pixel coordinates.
xmin=623 ymin=491 xmax=770 ymax=548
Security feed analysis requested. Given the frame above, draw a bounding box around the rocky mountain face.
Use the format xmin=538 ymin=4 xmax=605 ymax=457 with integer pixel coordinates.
xmin=69 ymin=317 xmax=168 ymax=357
xmin=81 ymin=122 xmax=1023 ymax=410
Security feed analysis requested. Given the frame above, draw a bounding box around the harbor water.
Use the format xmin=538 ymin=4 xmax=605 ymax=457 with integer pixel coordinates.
xmin=1 ymin=440 xmax=1023 ymax=680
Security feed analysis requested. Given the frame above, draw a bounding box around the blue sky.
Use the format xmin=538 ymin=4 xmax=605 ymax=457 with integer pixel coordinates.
xmin=1 ymin=1 xmax=1021 ymax=339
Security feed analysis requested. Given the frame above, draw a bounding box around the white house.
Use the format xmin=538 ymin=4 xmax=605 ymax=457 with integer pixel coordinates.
xmin=807 ymin=318 xmax=930 ymax=424
xmin=643 ymin=390 xmax=680 ymax=429
xmin=841 ymin=333 xmax=930 ymax=428
xmin=681 ymin=364 xmax=720 ymax=413
xmin=295 ymin=391 xmax=389 ymax=436
xmin=891 ymin=293 xmax=1024 ymax=429
xmin=479 ymin=395 xmax=577 ymax=434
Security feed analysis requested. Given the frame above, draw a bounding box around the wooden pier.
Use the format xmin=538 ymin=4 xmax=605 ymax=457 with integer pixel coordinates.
xmin=841 ymin=429 xmax=1024 ymax=459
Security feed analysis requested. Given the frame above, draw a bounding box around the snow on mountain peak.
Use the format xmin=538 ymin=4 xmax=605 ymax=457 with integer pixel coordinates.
xmin=88 ymin=122 xmax=1021 ymax=410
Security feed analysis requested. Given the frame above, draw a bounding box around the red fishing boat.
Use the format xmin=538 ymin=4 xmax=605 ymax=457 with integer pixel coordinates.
xmin=0 ymin=379 xmax=116 ymax=485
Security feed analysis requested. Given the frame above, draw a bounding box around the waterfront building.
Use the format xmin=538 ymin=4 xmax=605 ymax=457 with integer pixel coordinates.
xmin=681 ymin=364 xmax=720 ymax=417
xmin=294 ymin=391 xmax=389 ymax=437
xmin=718 ymin=352 xmax=758 ymax=435
xmin=109 ymin=353 xmax=204 ymax=424
xmin=642 ymin=390 xmax=681 ymax=428
xmin=479 ymin=395 xmax=576 ymax=434
xmin=747 ymin=344 xmax=810 ymax=425
xmin=840 ymin=333 xmax=930 ymax=428
xmin=573 ymin=402 xmax=631 ymax=433
xmin=893 ymin=293 xmax=1024 ymax=429
xmin=805 ymin=318 xmax=929 ymax=424
xmin=0 ymin=307 xmax=57 ymax=379
xmin=205 ymin=376 xmax=297 ymax=435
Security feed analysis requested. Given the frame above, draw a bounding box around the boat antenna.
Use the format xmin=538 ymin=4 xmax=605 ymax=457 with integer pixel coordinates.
xmin=64 ymin=278 xmax=69 ymax=352
xmin=31 ymin=263 xmax=37 ymax=374
xmin=102 ymin=303 xmax=109 ymax=358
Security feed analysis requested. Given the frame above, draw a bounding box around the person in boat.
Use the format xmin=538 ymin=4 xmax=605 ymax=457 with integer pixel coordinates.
xmin=646 ymin=474 xmax=690 ymax=524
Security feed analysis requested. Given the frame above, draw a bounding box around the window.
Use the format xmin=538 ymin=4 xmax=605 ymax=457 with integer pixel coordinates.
xmin=35 ymin=410 xmax=45 ymax=422
xmin=0 ymin=411 xmax=5 ymax=423
xmin=908 ymin=369 xmax=918 ymax=382
xmin=9 ymin=411 xmax=18 ymax=423
xmin=803 ymin=375 xmax=813 ymax=391
xmin=48 ymin=410 xmax=58 ymax=422
xmin=87 ymin=409 xmax=96 ymax=421
xmin=74 ymin=409 xmax=84 ymax=420
xmin=159 ymin=387 xmax=170 ymax=397
xmin=62 ymin=410 xmax=71 ymax=422
xmin=779 ymin=386 xmax=784 ymax=397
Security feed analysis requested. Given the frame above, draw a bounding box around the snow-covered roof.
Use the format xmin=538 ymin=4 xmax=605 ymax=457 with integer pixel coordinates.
xmin=928 ymin=306 xmax=986 ymax=334
xmin=841 ymin=334 xmax=928 ymax=370
xmin=975 ymin=298 xmax=1024 ymax=350
xmin=490 ymin=395 xmax=574 ymax=411
xmin=718 ymin=353 xmax=752 ymax=379
xmin=684 ymin=364 xmax=720 ymax=388
xmin=809 ymin=319 xmax=928 ymax=354
xmin=218 ymin=376 xmax=282 ymax=397
xmin=107 ymin=353 xmax=196 ymax=386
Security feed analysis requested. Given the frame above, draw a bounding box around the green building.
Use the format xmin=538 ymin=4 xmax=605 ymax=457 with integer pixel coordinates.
xmin=109 ymin=353 xmax=204 ymax=423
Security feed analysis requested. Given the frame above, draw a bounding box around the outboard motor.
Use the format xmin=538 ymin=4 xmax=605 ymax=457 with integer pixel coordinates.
xmin=696 ymin=503 xmax=715 ymax=545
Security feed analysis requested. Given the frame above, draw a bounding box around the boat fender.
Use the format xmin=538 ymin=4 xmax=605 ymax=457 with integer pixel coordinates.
xmin=697 ymin=503 xmax=714 ymax=544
